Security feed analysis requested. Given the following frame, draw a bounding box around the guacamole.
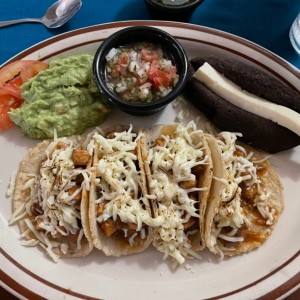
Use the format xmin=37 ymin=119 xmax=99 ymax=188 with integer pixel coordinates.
xmin=9 ymin=54 xmax=110 ymax=139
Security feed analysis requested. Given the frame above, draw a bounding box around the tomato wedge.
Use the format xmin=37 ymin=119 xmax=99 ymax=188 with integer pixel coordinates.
xmin=0 ymin=60 xmax=48 ymax=131
xmin=0 ymin=105 xmax=14 ymax=131
xmin=0 ymin=84 xmax=23 ymax=131
xmin=0 ymin=84 xmax=21 ymax=104
xmin=0 ymin=60 xmax=48 ymax=87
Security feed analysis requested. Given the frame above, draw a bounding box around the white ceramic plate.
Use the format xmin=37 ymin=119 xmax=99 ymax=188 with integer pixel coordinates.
xmin=1 ymin=21 xmax=299 ymax=300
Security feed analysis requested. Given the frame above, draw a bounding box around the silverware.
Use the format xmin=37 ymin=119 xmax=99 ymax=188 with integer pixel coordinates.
xmin=0 ymin=0 xmax=82 ymax=28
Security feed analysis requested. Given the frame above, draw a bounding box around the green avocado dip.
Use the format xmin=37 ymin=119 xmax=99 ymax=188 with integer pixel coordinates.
xmin=9 ymin=54 xmax=110 ymax=139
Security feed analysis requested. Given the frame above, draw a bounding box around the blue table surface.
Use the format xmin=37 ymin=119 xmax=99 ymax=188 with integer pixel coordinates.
xmin=0 ymin=1 xmax=300 ymax=299
xmin=0 ymin=0 xmax=300 ymax=69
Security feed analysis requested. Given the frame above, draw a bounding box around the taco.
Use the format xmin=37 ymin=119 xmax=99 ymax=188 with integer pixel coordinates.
xmin=141 ymin=121 xmax=213 ymax=265
xmin=88 ymin=125 xmax=161 ymax=256
xmin=204 ymin=132 xmax=284 ymax=259
xmin=9 ymin=135 xmax=94 ymax=261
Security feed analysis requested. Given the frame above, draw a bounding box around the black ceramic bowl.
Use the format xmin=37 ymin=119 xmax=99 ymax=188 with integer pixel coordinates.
xmin=144 ymin=0 xmax=205 ymax=21
xmin=93 ymin=26 xmax=188 ymax=116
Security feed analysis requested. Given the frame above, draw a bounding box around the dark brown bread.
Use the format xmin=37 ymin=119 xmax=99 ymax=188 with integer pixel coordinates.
xmin=190 ymin=56 xmax=300 ymax=113
xmin=184 ymin=76 xmax=300 ymax=153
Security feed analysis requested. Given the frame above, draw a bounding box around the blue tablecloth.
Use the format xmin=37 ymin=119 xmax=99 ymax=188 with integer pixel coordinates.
xmin=0 ymin=0 xmax=300 ymax=69
xmin=0 ymin=2 xmax=300 ymax=300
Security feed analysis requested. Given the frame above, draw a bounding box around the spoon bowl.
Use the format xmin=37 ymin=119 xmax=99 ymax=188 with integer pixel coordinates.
xmin=0 ymin=0 xmax=82 ymax=28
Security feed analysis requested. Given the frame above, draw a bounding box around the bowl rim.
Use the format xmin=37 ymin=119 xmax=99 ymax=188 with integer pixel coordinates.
xmin=93 ymin=25 xmax=189 ymax=111
xmin=143 ymin=0 xmax=204 ymax=10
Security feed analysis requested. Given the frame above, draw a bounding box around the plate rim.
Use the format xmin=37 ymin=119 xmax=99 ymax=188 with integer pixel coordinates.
xmin=0 ymin=20 xmax=299 ymax=300
xmin=2 ymin=20 xmax=300 ymax=73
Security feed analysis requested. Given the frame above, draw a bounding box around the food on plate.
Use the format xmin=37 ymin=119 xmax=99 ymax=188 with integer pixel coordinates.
xmin=0 ymin=60 xmax=48 ymax=88
xmin=9 ymin=54 xmax=110 ymax=139
xmin=9 ymin=134 xmax=94 ymax=261
xmin=88 ymin=125 xmax=162 ymax=256
xmin=8 ymin=121 xmax=284 ymax=265
xmin=0 ymin=84 xmax=22 ymax=131
xmin=195 ymin=63 xmax=300 ymax=136
xmin=0 ymin=60 xmax=48 ymax=131
xmin=204 ymin=132 xmax=284 ymax=259
xmin=105 ymin=42 xmax=178 ymax=102
xmin=184 ymin=55 xmax=300 ymax=153
xmin=192 ymin=56 xmax=300 ymax=112
xmin=141 ymin=121 xmax=213 ymax=265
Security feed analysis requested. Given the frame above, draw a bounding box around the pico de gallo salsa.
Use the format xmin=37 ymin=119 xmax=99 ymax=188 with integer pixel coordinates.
xmin=105 ymin=42 xmax=179 ymax=102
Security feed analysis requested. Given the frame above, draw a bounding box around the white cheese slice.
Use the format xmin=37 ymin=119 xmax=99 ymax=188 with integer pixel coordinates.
xmin=193 ymin=62 xmax=300 ymax=136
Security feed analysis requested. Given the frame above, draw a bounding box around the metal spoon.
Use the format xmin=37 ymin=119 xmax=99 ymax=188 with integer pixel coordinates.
xmin=0 ymin=0 xmax=82 ymax=28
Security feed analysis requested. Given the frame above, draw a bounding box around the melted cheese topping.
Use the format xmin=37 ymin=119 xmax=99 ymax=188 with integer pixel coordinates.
xmin=91 ymin=126 xmax=164 ymax=241
xmin=148 ymin=121 xmax=207 ymax=265
xmin=211 ymin=132 xmax=274 ymax=258
xmin=9 ymin=137 xmax=92 ymax=261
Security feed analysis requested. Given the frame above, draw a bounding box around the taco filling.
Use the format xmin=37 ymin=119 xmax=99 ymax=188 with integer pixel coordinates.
xmin=206 ymin=132 xmax=284 ymax=259
xmin=9 ymin=136 xmax=93 ymax=261
xmin=8 ymin=122 xmax=284 ymax=266
xmin=89 ymin=126 xmax=163 ymax=256
xmin=144 ymin=121 xmax=212 ymax=265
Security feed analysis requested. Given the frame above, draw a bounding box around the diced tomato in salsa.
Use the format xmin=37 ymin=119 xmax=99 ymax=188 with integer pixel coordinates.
xmin=105 ymin=43 xmax=178 ymax=102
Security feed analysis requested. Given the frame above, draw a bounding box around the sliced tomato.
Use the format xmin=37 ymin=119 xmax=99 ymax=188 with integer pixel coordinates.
xmin=0 ymin=60 xmax=48 ymax=88
xmin=0 ymin=60 xmax=48 ymax=131
xmin=0 ymin=84 xmax=22 ymax=104
xmin=6 ymin=75 xmax=23 ymax=89
xmin=0 ymin=105 xmax=14 ymax=131
xmin=0 ymin=84 xmax=23 ymax=131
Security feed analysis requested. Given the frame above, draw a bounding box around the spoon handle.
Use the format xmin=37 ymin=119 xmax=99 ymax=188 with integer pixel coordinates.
xmin=0 ymin=18 xmax=41 ymax=28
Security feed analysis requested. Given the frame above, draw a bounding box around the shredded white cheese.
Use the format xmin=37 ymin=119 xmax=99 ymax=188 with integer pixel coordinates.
xmin=211 ymin=132 xmax=275 ymax=256
xmin=9 ymin=137 xmax=93 ymax=261
xmin=91 ymin=125 xmax=163 ymax=243
xmin=148 ymin=121 xmax=207 ymax=265
xmin=6 ymin=170 xmax=17 ymax=197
